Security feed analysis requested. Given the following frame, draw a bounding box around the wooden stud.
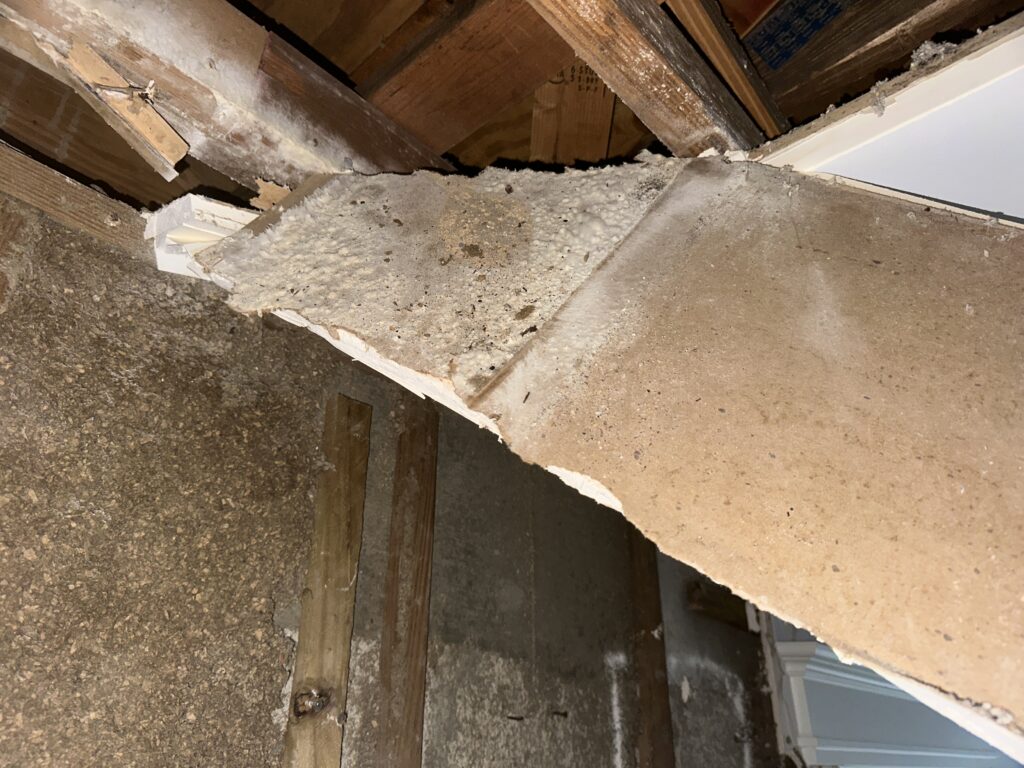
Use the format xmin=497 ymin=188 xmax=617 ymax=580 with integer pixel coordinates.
xmin=664 ymin=0 xmax=788 ymax=138
xmin=283 ymin=394 xmax=372 ymax=768
xmin=376 ymin=395 xmax=439 ymax=768
xmin=628 ymin=528 xmax=676 ymax=768
xmin=528 ymin=0 xmax=763 ymax=154
xmin=530 ymin=59 xmax=616 ymax=165
xmin=0 ymin=140 xmax=145 ymax=251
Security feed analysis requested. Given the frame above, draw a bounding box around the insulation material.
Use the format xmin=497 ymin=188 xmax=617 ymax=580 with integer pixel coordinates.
xmin=200 ymin=153 xmax=683 ymax=408
xmin=185 ymin=157 xmax=1023 ymax=754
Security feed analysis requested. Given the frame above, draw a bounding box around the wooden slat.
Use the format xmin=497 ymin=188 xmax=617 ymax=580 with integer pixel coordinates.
xmin=283 ymin=394 xmax=372 ymax=768
xmin=0 ymin=140 xmax=144 ymax=251
xmin=0 ymin=0 xmax=448 ymax=188
xmin=628 ymin=529 xmax=675 ymax=768
xmin=528 ymin=0 xmax=763 ymax=155
xmin=63 ymin=41 xmax=188 ymax=180
xmin=449 ymin=95 xmax=535 ymax=168
xmin=664 ymin=0 xmax=788 ymax=137
xmin=376 ymin=395 xmax=439 ymax=768
xmin=530 ymin=58 xmax=616 ymax=164
xmin=363 ymin=0 xmax=575 ymax=154
xmin=0 ymin=47 xmax=192 ymax=206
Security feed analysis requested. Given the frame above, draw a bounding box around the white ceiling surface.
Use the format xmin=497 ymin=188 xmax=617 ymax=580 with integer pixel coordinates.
xmin=821 ymin=67 xmax=1024 ymax=219
xmin=765 ymin=25 xmax=1024 ymax=220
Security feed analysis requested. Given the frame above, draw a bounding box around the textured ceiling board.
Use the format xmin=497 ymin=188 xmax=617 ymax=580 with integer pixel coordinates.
xmin=193 ymin=158 xmax=1023 ymax=742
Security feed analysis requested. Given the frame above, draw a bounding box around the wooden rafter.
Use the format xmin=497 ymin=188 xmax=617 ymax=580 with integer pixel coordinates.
xmin=528 ymin=0 xmax=763 ymax=154
xmin=0 ymin=0 xmax=449 ymax=188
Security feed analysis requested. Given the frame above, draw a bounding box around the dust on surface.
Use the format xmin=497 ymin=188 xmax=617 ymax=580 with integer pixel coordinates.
xmin=201 ymin=153 xmax=684 ymax=399
xmin=0 ymin=195 xmax=339 ymax=766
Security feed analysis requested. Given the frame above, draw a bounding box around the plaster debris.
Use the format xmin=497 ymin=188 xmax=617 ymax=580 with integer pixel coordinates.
xmin=911 ymin=39 xmax=958 ymax=69
xmin=199 ymin=152 xmax=686 ymax=401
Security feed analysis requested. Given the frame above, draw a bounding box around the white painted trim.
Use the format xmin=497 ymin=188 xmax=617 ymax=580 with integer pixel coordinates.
xmin=763 ymin=23 xmax=1024 ymax=172
xmin=143 ymin=194 xmax=257 ymax=277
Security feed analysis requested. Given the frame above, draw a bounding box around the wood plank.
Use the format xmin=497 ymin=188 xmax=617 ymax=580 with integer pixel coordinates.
xmin=0 ymin=139 xmax=145 ymax=251
xmin=664 ymin=0 xmax=788 ymax=137
xmin=628 ymin=529 xmax=676 ymax=768
xmin=745 ymin=0 xmax=1022 ymax=122
xmin=528 ymin=0 xmax=763 ymax=154
xmin=315 ymin=0 xmax=424 ymax=75
xmin=0 ymin=47 xmax=189 ymax=206
xmin=449 ymin=94 xmax=535 ymax=168
xmin=63 ymin=41 xmax=188 ymax=180
xmin=530 ymin=58 xmax=616 ymax=164
xmin=350 ymin=0 xmax=462 ymax=87
xmin=376 ymin=395 xmax=439 ymax=768
xmin=363 ymin=0 xmax=575 ymax=154
xmin=608 ymin=97 xmax=657 ymax=159
xmin=0 ymin=0 xmax=449 ymax=188
xmin=283 ymin=394 xmax=372 ymax=768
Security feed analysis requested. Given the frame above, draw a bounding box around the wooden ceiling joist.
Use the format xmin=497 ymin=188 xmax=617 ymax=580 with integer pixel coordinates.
xmin=665 ymin=0 xmax=789 ymax=138
xmin=527 ymin=0 xmax=764 ymax=154
xmin=0 ymin=0 xmax=449 ymax=189
xmin=361 ymin=0 xmax=576 ymax=155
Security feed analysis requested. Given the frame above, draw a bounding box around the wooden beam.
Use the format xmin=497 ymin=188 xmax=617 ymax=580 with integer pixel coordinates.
xmin=62 ymin=41 xmax=188 ymax=180
xmin=0 ymin=140 xmax=145 ymax=251
xmin=362 ymin=0 xmax=575 ymax=154
xmin=530 ymin=59 xmax=616 ymax=164
xmin=745 ymin=0 xmax=1022 ymax=122
xmin=664 ymin=0 xmax=788 ymax=138
xmin=628 ymin=529 xmax=675 ymax=768
xmin=376 ymin=395 xmax=439 ymax=768
xmin=0 ymin=0 xmax=449 ymax=188
xmin=283 ymin=394 xmax=372 ymax=768
xmin=527 ymin=0 xmax=763 ymax=154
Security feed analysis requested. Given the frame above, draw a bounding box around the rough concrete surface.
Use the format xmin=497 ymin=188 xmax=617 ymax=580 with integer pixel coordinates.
xmin=0 ymin=193 xmax=341 ymax=766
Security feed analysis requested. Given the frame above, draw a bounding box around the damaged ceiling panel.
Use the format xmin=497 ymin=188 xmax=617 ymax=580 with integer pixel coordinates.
xmin=192 ymin=156 xmax=1024 ymax=742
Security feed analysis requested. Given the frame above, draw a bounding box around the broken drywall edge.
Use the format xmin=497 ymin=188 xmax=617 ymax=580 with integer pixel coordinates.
xmin=269 ymin=308 xmax=500 ymax=436
xmin=143 ymin=194 xmax=257 ymax=277
xmin=805 ymin=172 xmax=1024 ymax=230
xmin=760 ymin=20 xmax=1024 ymax=171
xmin=546 ymin=466 xmax=624 ymax=513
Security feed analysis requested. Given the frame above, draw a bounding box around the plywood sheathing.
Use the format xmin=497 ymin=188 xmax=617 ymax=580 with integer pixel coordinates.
xmin=196 ymin=158 xmax=1024 ymax=733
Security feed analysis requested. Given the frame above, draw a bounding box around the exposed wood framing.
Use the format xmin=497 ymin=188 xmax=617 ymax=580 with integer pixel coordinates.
xmin=0 ymin=140 xmax=144 ymax=251
xmin=530 ymin=59 xmax=616 ymax=164
xmin=0 ymin=46 xmax=247 ymax=207
xmin=62 ymin=42 xmax=187 ymax=180
xmin=628 ymin=530 xmax=675 ymax=768
xmin=664 ymin=0 xmax=788 ymax=137
xmin=362 ymin=0 xmax=575 ymax=154
xmin=0 ymin=0 xmax=449 ymax=188
xmin=283 ymin=394 xmax=372 ymax=768
xmin=377 ymin=395 xmax=439 ymax=768
xmin=745 ymin=0 xmax=1023 ymax=122
xmin=528 ymin=0 xmax=763 ymax=154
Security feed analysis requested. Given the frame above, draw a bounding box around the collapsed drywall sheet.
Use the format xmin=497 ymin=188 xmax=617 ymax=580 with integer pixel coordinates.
xmin=193 ymin=157 xmax=1023 ymax=749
